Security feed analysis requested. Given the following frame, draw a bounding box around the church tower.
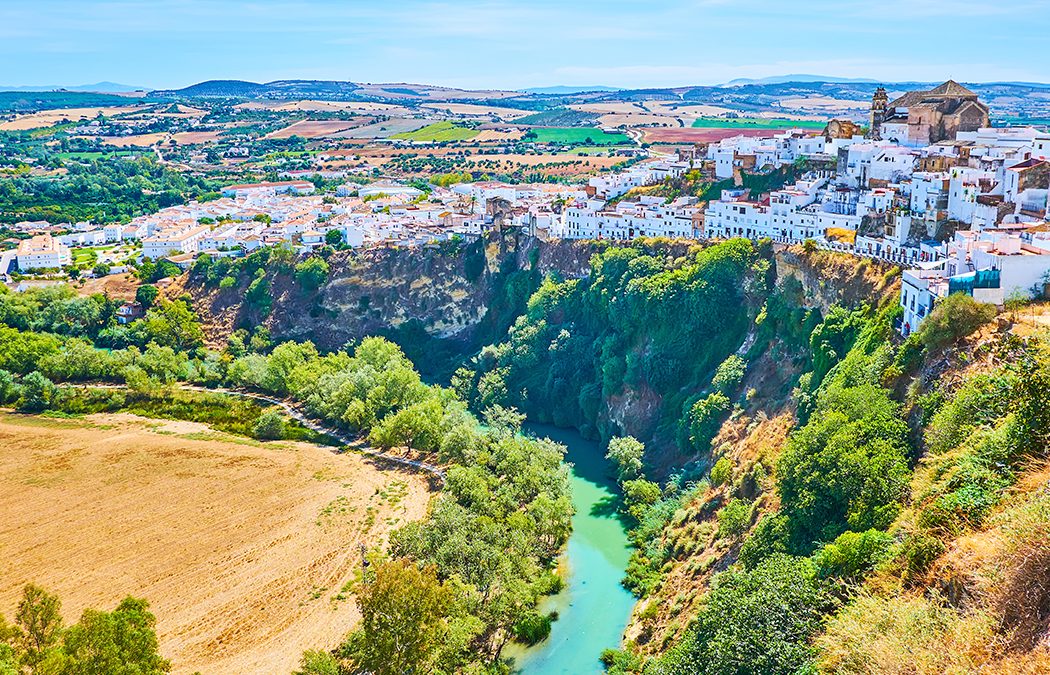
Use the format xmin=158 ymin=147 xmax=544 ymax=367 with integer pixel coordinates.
xmin=870 ymin=87 xmax=888 ymax=140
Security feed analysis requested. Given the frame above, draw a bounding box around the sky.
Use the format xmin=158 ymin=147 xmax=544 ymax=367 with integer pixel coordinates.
xmin=3 ymin=0 xmax=1050 ymax=90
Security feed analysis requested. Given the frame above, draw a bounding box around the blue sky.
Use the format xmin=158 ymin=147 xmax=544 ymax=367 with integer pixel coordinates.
xmin=3 ymin=0 xmax=1050 ymax=89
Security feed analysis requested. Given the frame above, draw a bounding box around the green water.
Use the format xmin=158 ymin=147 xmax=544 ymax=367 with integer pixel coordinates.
xmin=505 ymin=423 xmax=637 ymax=674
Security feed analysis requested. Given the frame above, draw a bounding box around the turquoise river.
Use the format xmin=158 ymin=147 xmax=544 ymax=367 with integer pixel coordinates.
xmin=504 ymin=423 xmax=637 ymax=674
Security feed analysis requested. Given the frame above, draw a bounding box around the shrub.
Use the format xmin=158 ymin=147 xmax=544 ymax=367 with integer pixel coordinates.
xmin=657 ymin=555 xmax=834 ymax=675
xmin=813 ymin=529 xmax=894 ymax=582
xmin=709 ymin=456 xmax=732 ymax=486
xmin=218 ymin=276 xmax=236 ymax=290
xmin=254 ymin=407 xmax=286 ymax=440
xmin=917 ymin=293 xmax=996 ymax=353
xmin=717 ymin=498 xmax=752 ymax=539
xmin=686 ymin=392 xmax=732 ymax=453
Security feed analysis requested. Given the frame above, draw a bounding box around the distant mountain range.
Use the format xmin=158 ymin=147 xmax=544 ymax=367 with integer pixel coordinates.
xmin=722 ymin=74 xmax=881 ymax=86
xmin=521 ymin=86 xmax=622 ymax=95
xmin=0 ymin=82 xmax=145 ymax=93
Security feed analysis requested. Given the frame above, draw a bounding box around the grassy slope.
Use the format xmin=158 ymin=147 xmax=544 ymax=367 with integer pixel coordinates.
xmin=390 ymin=120 xmax=479 ymax=141
xmin=525 ymin=127 xmax=632 ymax=145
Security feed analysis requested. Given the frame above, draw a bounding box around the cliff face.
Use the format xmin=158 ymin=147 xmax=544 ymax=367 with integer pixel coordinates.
xmin=180 ymin=236 xmax=603 ymax=355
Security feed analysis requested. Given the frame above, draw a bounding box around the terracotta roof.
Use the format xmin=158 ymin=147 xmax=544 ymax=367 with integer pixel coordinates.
xmin=927 ymin=80 xmax=977 ymax=98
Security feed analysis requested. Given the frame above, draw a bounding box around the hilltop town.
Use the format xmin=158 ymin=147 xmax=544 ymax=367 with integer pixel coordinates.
xmin=6 ymin=80 xmax=1050 ymax=340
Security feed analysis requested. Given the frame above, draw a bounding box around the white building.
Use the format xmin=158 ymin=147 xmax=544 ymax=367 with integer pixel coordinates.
xmin=16 ymin=234 xmax=72 ymax=271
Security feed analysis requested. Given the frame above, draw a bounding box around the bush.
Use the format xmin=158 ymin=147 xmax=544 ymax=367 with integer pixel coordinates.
xmin=917 ymin=293 xmax=996 ymax=353
xmin=813 ymin=529 xmax=894 ymax=582
xmin=686 ymin=392 xmax=732 ymax=453
xmin=710 ymin=456 xmax=732 ymax=486
xmin=657 ymin=555 xmax=834 ymax=675
xmin=219 ymin=276 xmax=236 ymax=290
xmin=717 ymin=498 xmax=752 ymax=539
xmin=254 ymin=407 xmax=286 ymax=440
xmin=711 ymin=355 xmax=745 ymax=394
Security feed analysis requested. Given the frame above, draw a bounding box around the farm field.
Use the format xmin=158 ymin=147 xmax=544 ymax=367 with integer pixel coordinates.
xmin=524 ymin=127 xmax=632 ymax=145
xmin=264 ymin=119 xmax=365 ymax=139
xmin=0 ymin=411 xmax=431 ymax=675
xmin=391 ymin=120 xmax=479 ymax=141
xmin=0 ymin=105 xmax=147 ymax=130
xmin=333 ymin=118 xmax=430 ymax=139
xmin=691 ymin=116 xmax=826 ymax=129
xmin=420 ymin=102 xmax=533 ymax=119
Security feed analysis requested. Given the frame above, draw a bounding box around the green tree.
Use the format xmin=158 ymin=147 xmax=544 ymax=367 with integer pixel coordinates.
xmin=687 ymin=392 xmax=732 ymax=453
xmin=917 ymin=292 xmax=996 ymax=353
xmin=134 ymin=284 xmax=159 ymax=309
xmin=254 ymin=408 xmax=286 ymax=440
xmin=17 ymin=372 xmax=56 ymax=413
xmin=606 ymin=435 xmax=645 ymax=482
xmin=339 ymin=559 xmax=452 ymax=675
xmin=657 ymin=555 xmax=834 ymax=675
xmin=324 ymin=229 xmax=344 ymax=247
xmin=295 ymin=257 xmax=330 ymax=291
xmin=15 ymin=585 xmax=63 ymax=668
xmin=711 ymin=355 xmax=746 ymax=394
xmin=56 ymin=597 xmax=170 ymax=674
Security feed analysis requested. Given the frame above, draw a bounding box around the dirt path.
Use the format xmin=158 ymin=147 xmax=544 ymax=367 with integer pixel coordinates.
xmin=0 ymin=412 xmax=432 ymax=674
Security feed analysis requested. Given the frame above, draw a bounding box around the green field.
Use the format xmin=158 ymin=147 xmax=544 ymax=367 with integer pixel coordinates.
xmin=692 ymin=117 xmax=827 ymax=130
xmin=524 ymin=127 xmax=632 ymax=145
xmin=391 ymin=121 xmax=479 ymax=142
xmin=55 ymin=150 xmax=143 ymax=161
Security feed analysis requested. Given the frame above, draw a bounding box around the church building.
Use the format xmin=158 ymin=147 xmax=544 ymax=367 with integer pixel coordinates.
xmin=870 ymin=80 xmax=990 ymax=146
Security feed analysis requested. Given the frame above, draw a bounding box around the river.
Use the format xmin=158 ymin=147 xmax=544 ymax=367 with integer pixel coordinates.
xmin=504 ymin=423 xmax=637 ymax=674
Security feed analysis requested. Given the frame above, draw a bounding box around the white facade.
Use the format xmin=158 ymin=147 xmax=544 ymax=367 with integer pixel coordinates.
xmin=16 ymin=235 xmax=72 ymax=271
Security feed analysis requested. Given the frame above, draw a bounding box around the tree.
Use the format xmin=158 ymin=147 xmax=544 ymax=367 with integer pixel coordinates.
xmin=687 ymin=392 xmax=732 ymax=453
xmin=622 ymin=478 xmax=661 ymax=524
xmin=17 ymin=371 xmax=56 ymax=413
xmin=57 ymin=597 xmax=170 ymax=674
xmin=657 ymin=555 xmax=834 ymax=675
xmin=134 ymin=284 xmax=159 ymax=309
xmin=324 ymin=229 xmax=344 ymax=247
xmin=92 ymin=263 xmax=110 ymax=278
xmin=339 ymin=559 xmax=452 ymax=675
xmin=295 ymin=257 xmax=330 ymax=291
xmin=711 ymin=355 xmax=745 ymax=394
xmin=606 ymin=435 xmax=645 ymax=482
xmin=254 ymin=408 xmax=286 ymax=440
xmin=15 ymin=585 xmax=63 ymax=668
xmin=777 ymin=385 xmax=910 ymax=553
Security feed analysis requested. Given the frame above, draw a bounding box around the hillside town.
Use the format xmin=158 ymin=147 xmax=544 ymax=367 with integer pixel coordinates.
xmin=7 ymin=80 xmax=1050 ymax=337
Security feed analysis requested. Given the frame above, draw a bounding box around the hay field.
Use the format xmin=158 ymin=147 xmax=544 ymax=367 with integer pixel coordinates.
xmin=0 ymin=412 xmax=431 ymax=674
xmin=421 ymin=103 xmax=532 ymax=119
xmin=0 ymin=105 xmax=147 ymax=130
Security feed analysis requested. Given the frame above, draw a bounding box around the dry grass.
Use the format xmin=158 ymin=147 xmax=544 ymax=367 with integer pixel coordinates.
xmin=0 ymin=412 xmax=431 ymax=674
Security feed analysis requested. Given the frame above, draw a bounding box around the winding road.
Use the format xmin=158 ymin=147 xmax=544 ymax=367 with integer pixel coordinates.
xmin=67 ymin=382 xmax=447 ymax=484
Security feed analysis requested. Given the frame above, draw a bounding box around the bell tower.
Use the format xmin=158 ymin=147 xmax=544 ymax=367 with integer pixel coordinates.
xmin=870 ymin=87 xmax=888 ymax=140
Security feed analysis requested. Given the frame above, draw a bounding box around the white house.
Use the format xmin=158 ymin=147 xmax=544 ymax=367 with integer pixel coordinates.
xmin=16 ymin=234 xmax=72 ymax=271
